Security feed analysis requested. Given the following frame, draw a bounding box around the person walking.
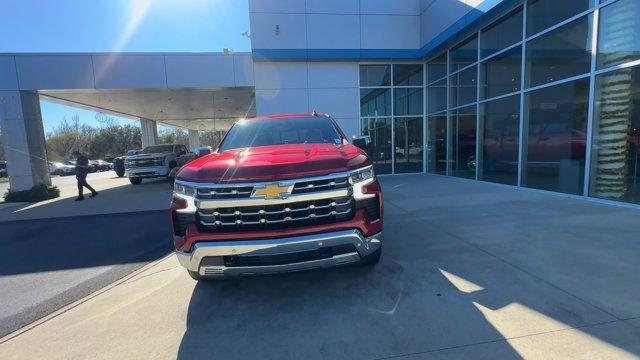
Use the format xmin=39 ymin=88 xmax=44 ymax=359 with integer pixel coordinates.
xmin=73 ymin=151 xmax=98 ymax=201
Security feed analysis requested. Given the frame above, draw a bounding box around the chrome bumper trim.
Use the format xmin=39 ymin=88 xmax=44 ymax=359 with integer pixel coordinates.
xmin=174 ymin=229 xmax=382 ymax=276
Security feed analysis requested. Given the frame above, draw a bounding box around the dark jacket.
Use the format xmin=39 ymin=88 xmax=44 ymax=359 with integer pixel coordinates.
xmin=75 ymin=155 xmax=91 ymax=176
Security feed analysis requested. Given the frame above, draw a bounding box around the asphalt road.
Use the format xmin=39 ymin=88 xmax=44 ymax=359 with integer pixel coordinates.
xmin=0 ymin=210 xmax=173 ymax=337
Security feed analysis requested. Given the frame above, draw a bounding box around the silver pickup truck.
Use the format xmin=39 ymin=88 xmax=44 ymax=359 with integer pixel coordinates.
xmin=125 ymin=144 xmax=195 ymax=184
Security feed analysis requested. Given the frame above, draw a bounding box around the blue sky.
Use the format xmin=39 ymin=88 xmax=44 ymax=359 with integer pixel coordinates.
xmin=1 ymin=0 xmax=250 ymax=133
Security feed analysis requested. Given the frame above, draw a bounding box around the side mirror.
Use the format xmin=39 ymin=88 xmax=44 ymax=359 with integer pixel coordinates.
xmin=352 ymin=135 xmax=371 ymax=151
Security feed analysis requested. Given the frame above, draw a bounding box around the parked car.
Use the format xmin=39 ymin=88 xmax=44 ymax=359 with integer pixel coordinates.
xmin=0 ymin=161 xmax=6 ymax=177
xmin=49 ymin=161 xmax=75 ymax=176
xmin=125 ymin=144 xmax=195 ymax=185
xmin=170 ymin=113 xmax=383 ymax=280
xmin=94 ymin=159 xmax=113 ymax=171
xmin=113 ymin=149 xmax=141 ymax=177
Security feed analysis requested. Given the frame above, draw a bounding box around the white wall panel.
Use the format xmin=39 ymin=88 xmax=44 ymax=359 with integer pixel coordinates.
xmin=256 ymin=88 xmax=309 ymax=115
xmin=306 ymin=0 xmax=359 ymax=14
xmin=249 ymin=0 xmax=305 ymax=13
xmin=0 ymin=56 xmax=18 ymax=90
xmin=15 ymin=55 xmax=94 ymax=90
xmin=361 ymin=15 xmax=420 ymax=49
xmin=250 ymin=13 xmax=307 ymax=49
xmin=234 ymin=55 xmax=255 ymax=87
xmin=306 ymin=14 xmax=360 ymax=49
xmin=308 ymin=88 xmax=359 ymax=119
xmin=361 ymin=0 xmax=421 ymax=15
xmin=93 ymin=55 xmax=166 ymax=89
xmin=420 ymin=0 xmax=473 ymax=46
xmin=165 ymin=55 xmax=235 ymax=88
xmin=307 ymin=62 xmax=358 ymax=88
xmin=254 ymin=62 xmax=307 ymax=90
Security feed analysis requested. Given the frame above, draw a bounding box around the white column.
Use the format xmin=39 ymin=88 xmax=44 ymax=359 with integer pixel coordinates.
xmin=188 ymin=129 xmax=200 ymax=151
xmin=140 ymin=118 xmax=157 ymax=148
xmin=0 ymin=91 xmax=51 ymax=191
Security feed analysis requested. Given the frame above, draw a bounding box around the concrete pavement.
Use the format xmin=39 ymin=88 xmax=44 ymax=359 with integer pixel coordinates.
xmin=1 ymin=174 xmax=640 ymax=359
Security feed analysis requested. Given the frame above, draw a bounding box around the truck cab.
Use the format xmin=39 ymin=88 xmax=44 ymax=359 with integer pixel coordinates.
xmin=170 ymin=113 xmax=383 ymax=279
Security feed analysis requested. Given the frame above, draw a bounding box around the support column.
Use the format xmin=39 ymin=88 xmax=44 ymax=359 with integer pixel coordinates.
xmin=139 ymin=118 xmax=157 ymax=149
xmin=0 ymin=91 xmax=51 ymax=191
xmin=188 ymin=129 xmax=200 ymax=151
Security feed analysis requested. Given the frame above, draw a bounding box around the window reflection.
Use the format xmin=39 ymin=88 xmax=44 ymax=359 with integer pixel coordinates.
xmin=450 ymin=65 xmax=477 ymax=107
xmin=597 ymin=0 xmax=640 ymax=69
xmin=394 ymin=64 xmax=423 ymax=86
xmin=427 ymin=53 xmax=447 ymax=83
xmin=481 ymin=6 xmax=523 ymax=59
xmin=480 ymin=96 xmax=520 ymax=185
xmin=359 ymin=65 xmax=391 ymax=87
xmin=480 ymin=46 xmax=521 ymax=100
xmin=394 ymin=88 xmax=423 ymax=116
xmin=360 ymin=88 xmax=391 ymax=117
xmin=525 ymin=15 xmax=592 ymax=88
xmin=450 ymin=34 xmax=478 ymax=73
xmin=526 ymin=0 xmax=593 ymax=37
xmin=428 ymin=79 xmax=447 ymax=114
xmin=450 ymin=106 xmax=477 ymax=179
xmin=365 ymin=117 xmax=392 ymax=174
xmin=590 ymin=67 xmax=640 ymax=204
xmin=427 ymin=113 xmax=448 ymax=174
xmin=523 ymin=79 xmax=589 ymax=195
xmin=394 ymin=117 xmax=424 ymax=173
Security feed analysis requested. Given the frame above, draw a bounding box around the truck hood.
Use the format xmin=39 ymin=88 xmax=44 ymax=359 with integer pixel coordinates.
xmin=176 ymin=143 xmax=371 ymax=183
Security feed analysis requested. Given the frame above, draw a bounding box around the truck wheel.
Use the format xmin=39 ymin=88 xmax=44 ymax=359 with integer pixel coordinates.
xmin=360 ymin=247 xmax=381 ymax=266
xmin=129 ymin=177 xmax=142 ymax=185
xmin=188 ymin=270 xmax=202 ymax=280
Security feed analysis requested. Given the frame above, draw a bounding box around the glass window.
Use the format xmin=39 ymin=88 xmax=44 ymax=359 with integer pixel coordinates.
xmin=449 ymin=65 xmax=477 ymax=108
xmin=361 ymin=118 xmax=369 ymax=136
xmin=360 ymin=88 xmax=391 ymax=117
xmin=450 ymin=34 xmax=478 ymax=73
xmin=480 ymin=95 xmax=521 ymax=185
xmin=427 ymin=113 xmax=448 ymax=174
xmin=360 ymin=65 xmax=391 ymax=87
xmin=480 ymin=46 xmax=521 ymax=100
xmin=480 ymin=6 xmax=523 ymax=59
xmin=367 ymin=117 xmax=393 ymax=174
xmin=597 ymin=0 xmax=640 ymax=70
xmin=427 ymin=53 xmax=447 ymax=83
xmin=589 ymin=67 xmax=640 ymax=205
xmin=394 ymin=64 xmax=423 ymax=86
xmin=428 ymin=79 xmax=447 ymax=114
xmin=526 ymin=0 xmax=593 ymax=36
xmin=394 ymin=88 xmax=423 ymax=116
xmin=523 ymin=78 xmax=589 ymax=195
xmin=394 ymin=117 xmax=424 ymax=173
xmin=525 ymin=15 xmax=592 ymax=88
xmin=450 ymin=106 xmax=477 ymax=179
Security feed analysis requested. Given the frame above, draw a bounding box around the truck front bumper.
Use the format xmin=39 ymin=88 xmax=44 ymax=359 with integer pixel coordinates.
xmin=126 ymin=166 xmax=169 ymax=178
xmin=175 ymin=229 xmax=382 ymax=276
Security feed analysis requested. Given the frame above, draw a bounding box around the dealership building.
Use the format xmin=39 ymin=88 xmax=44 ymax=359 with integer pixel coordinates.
xmin=1 ymin=0 xmax=640 ymax=208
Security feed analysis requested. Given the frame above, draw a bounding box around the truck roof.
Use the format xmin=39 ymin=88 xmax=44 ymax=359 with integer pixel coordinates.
xmin=246 ymin=112 xmax=330 ymax=121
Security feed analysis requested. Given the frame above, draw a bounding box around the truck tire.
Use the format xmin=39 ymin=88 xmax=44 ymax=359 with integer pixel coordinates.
xmin=129 ymin=177 xmax=142 ymax=185
xmin=188 ymin=270 xmax=202 ymax=280
xmin=360 ymin=247 xmax=381 ymax=266
xmin=114 ymin=159 xmax=125 ymax=177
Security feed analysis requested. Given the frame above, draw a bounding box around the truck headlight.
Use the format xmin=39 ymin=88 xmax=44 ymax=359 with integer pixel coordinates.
xmin=174 ymin=182 xmax=196 ymax=197
xmin=349 ymin=166 xmax=374 ymax=184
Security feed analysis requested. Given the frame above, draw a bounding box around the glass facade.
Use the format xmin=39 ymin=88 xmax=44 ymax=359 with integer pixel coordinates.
xmin=358 ymin=0 xmax=640 ymax=207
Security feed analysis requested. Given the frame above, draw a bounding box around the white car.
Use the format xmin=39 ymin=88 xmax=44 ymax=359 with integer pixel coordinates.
xmin=125 ymin=144 xmax=195 ymax=185
xmin=49 ymin=161 xmax=75 ymax=176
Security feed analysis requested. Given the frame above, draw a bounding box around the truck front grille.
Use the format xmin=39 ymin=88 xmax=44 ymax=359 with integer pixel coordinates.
xmin=127 ymin=159 xmax=162 ymax=168
xmin=197 ymin=196 xmax=354 ymax=232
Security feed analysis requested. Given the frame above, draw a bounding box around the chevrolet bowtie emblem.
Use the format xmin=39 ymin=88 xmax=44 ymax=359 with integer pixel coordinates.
xmin=251 ymin=183 xmax=293 ymax=199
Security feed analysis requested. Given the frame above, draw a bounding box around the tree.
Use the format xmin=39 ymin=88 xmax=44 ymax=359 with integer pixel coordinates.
xmin=158 ymin=127 xmax=189 ymax=146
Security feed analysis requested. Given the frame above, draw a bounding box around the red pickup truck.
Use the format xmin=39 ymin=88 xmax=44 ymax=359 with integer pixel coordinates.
xmin=170 ymin=113 xmax=383 ymax=279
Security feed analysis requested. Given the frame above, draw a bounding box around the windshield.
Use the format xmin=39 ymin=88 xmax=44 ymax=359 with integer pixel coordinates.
xmin=219 ymin=117 xmax=343 ymax=152
xmin=142 ymin=145 xmax=174 ymax=154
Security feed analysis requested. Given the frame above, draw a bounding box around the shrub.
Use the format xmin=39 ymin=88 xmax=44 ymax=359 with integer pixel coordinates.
xmin=3 ymin=184 xmax=60 ymax=203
